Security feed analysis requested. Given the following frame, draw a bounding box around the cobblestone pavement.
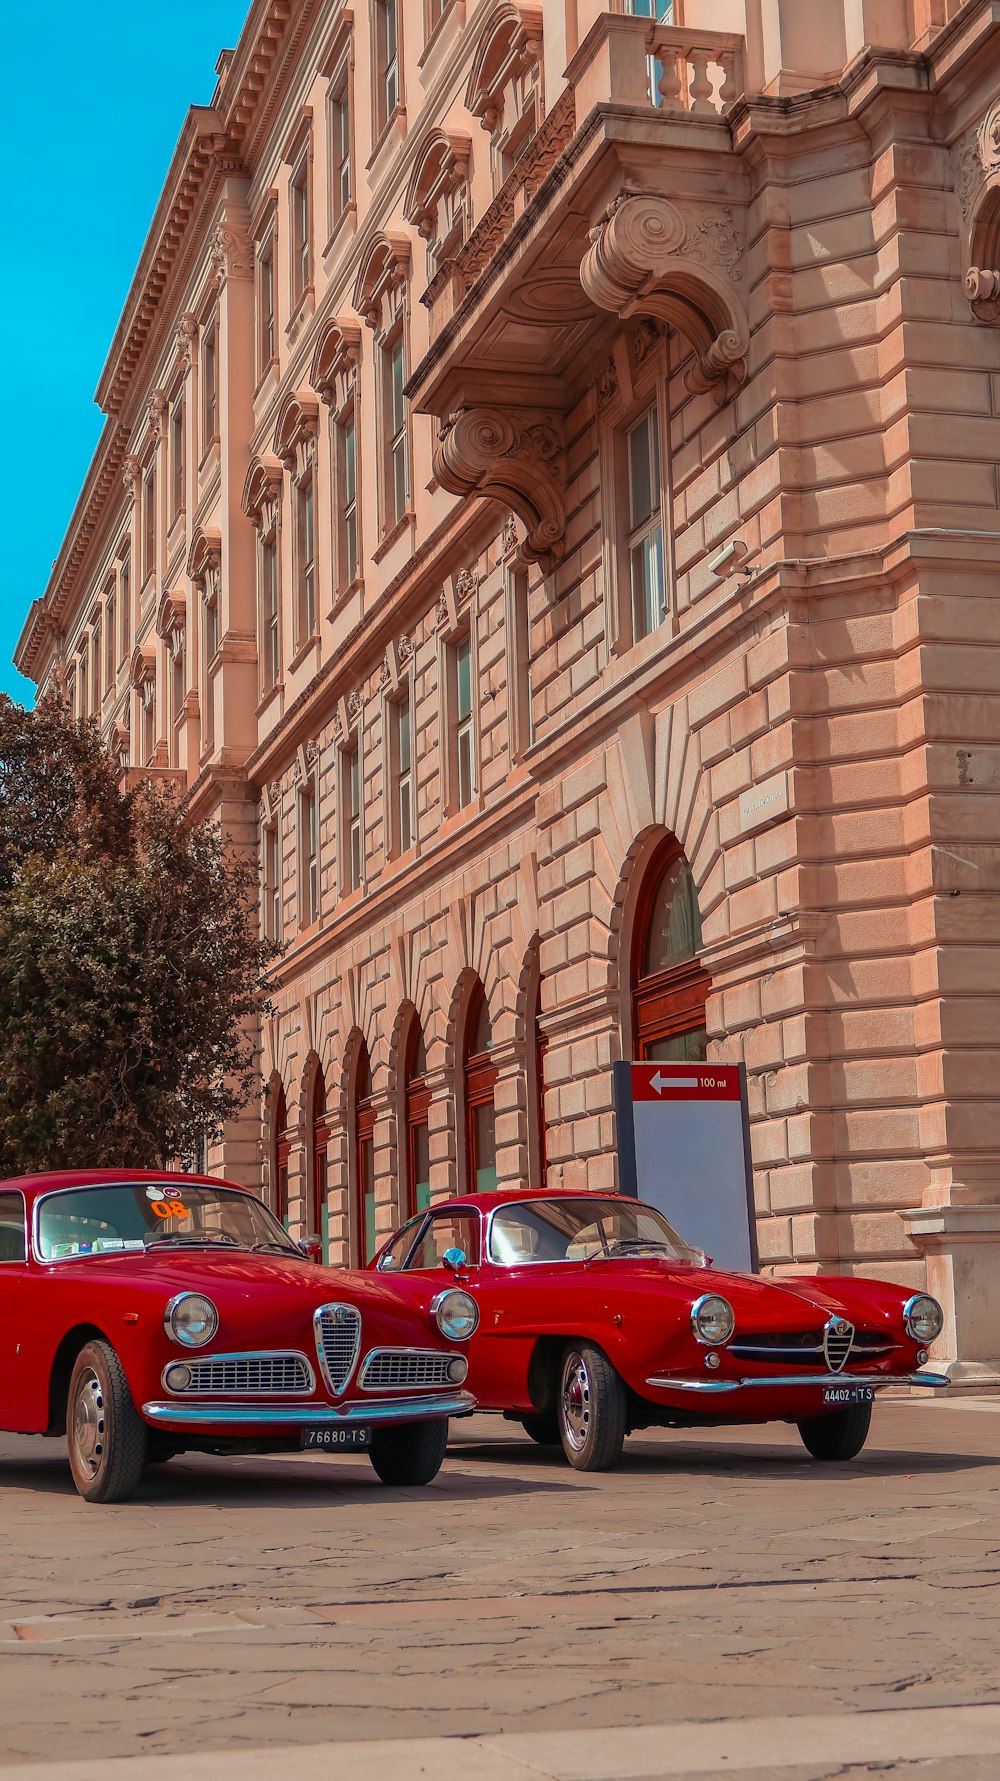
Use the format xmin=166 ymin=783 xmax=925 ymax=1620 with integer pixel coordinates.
xmin=1 ymin=1400 xmax=999 ymax=1774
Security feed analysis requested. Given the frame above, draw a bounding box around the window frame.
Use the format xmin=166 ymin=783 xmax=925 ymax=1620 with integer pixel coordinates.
xmin=373 ymin=0 xmax=402 ymax=144
xmin=201 ymin=316 xmax=219 ymax=461
xmin=380 ymin=304 xmax=409 ymax=536
xmin=257 ymin=231 xmax=277 ymax=380
xmin=403 ymin=1021 xmax=431 ymax=1221
xmin=632 ymin=843 xmax=710 ymax=1061
xmin=289 ymin=149 xmax=312 ymax=312
xmin=463 ymin=984 xmax=498 ymax=1196
xmin=298 ymin=776 xmax=320 ymax=928
xmin=445 ymin=625 xmax=476 ymax=814
xmin=141 ymin=460 xmax=156 ymax=585
xmin=263 ymin=818 xmax=283 ymax=944
xmin=260 ymin=525 xmax=281 ymax=694
xmin=327 ymin=61 xmax=354 ymax=236
xmin=0 ymin=1190 xmax=27 ymax=1265
xmin=387 ymin=682 xmax=414 ymax=858
xmin=340 ymin=737 xmax=363 ymax=895
xmin=295 ymin=471 xmax=317 ymax=645
xmin=170 ymin=390 xmax=185 ymax=523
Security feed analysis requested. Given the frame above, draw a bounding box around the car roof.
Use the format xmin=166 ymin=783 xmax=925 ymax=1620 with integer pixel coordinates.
xmin=0 ymin=1169 xmax=253 ymax=1202
xmin=411 ymin=1188 xmax=634 ymax=1218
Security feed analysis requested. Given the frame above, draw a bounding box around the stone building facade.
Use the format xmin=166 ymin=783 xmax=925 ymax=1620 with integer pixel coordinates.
xmin=16 ymin=0 xmax=1000 ymax=1382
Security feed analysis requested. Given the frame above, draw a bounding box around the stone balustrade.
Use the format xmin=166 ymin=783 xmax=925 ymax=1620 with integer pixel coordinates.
xmin=647 ymin=26 xmax=745 ymax=117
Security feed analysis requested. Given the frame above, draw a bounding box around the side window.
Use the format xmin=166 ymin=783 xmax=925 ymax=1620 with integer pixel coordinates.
xmin=405 ymin=1212 xmax=481 ymax=1271
xmin=0 ymin=1194 xmax=26 ymax=1263
xmin=377 ymin=1216 xmax=426 ymax=1272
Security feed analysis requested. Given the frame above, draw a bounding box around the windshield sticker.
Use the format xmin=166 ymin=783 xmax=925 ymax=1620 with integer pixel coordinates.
xmin=150 ymin=1199 xmax=190 ymax=1219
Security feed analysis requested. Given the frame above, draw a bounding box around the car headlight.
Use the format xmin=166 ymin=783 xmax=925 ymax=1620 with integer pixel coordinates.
xmin=903 ymin=1294 xmax=943 ymax=1344
xmin=164 ymin=1292 xmax=219 ymax=1349
xmin=431 ymin=1289 xmax=479 ymax=1341
xmin=691 ymin=1293 xmax=735 ymax=1345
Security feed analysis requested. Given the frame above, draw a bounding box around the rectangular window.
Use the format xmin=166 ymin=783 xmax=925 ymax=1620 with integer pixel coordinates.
xmin=383 ymin=330 xmax=408 ymax=531
xmin=205 ymin=594 xmax=220 ymax=666
xmin=342 ymin=743 xmax=362 ymax=893
xmin=170 ymin=636 xmax=185 ymax=736
xmin=291 ymin=157 xmax=310 ymax=305
xmin=297 ymin=477 xmax=316 ymax=640
xmin=626 ymin=406 xmax=665 ymax=642
xmin=119 ymin=554 xmax=130 ymax=661
xmin=78 ymin=645 xmax=89 ymax=722
xmin=376 ymin=0 xmax=400 ymax=135
xmin=261 ymin=533 xmax=280 ymax=691
xmin=338 ymin=407 xmax=359 ymax=586
xmin=426 ymin=0 xmax=450 ymax=32
xmin=104 ymin=586 xmax=115 ymax=686
xmin=299 ymin=782 xmax=319 ymax=926
xmin=390 ymin=691 xmax=413 ymax=855
xmin=170 ymin=395 xmax=185 ymax=519
xmin=141 ymin=682 xmax=155 ymax=765
xmin=142 ymin=465 xmax=156 ymax=582
xmin=506 ymin=567 xmax=534 ymax=759
xmin=451 ymin=631 xmax=475 ymax=810
xmin=258 ymin=237 xmax=276 ymax=372
xmin=202 ymin=322 xmax=218 ymax=453
xmin=328 ymin=76 xmax=352 ymax=226
xmin=264 ymin=822 xmax=282 ymax=942
xmin=92 ymin=619 xmax=102 ymax=711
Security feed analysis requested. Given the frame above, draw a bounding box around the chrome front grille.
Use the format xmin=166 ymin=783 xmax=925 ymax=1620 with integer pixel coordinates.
xmin=359 ymin=1349 xmax=457 ymax=1392
xmin=730 ymin=1329 xmax=894 ymax=1368
xmin=314 ymin=1303 xmax=362 ymax=1397
xmin=165 ymin=1352 xmax=313 ymax=1396
xmin=823 ymin=1316 xmax=855 ymax=1373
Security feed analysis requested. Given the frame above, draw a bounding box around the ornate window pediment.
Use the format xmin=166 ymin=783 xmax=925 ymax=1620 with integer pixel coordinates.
xmin=129 ymin=642 xmax=156 ymax=690
xmin=242 ymin=455 xmax=284 ymax=535
xmin=353 ymin=232 xmax=410 ymax=331
xmin=310 ymin=317 xmax=362 ymax=408
xmin=403 ymin=129 xmax=471 ymax=243
xmin=273 ymin=388 xmax=320 ymax=474
xmin=156 ymin=591 xmax=186 ymax=642
xmin=186 ymin=525 xmax=222 ymax=596
xmin=465 ymin=3 xmax=542 ymax=163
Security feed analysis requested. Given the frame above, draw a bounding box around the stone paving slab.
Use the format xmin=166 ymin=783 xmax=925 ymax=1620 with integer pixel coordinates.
xmin=1 ymin=1402 xmax=999 ymax=1766
xmin=4 ymin=1706 xmax=1000 ymax=1779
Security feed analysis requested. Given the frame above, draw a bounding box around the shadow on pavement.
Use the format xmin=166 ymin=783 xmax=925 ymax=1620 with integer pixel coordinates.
xmin=447 ymin=1432 xmax=1000 ymax=1481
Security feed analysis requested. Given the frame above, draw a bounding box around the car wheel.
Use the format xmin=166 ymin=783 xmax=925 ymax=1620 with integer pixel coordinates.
xmin=66 ymin=1340 xmax=148 ymax=1504
xmin=558 ymin=1344 xmax=627 ymax=1472
xmin=368 ymin=1418 xmax=449 ymax=1487
xmin=520 ymin=1412 xmax=560 ymax=1446
xmin=797 ymin=1401 xmax=872 ymax=1462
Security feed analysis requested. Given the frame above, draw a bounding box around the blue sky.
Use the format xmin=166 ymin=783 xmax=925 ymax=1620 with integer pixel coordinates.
xmin=0 ymin=1 xmax=250 ymax=704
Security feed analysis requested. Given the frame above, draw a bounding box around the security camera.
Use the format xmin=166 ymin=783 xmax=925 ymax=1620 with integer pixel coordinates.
xmin=710 ymin=539 xmax=750 ymax=578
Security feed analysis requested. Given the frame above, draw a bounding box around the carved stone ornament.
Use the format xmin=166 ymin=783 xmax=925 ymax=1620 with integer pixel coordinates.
xmin=211 ymin=222 xmax=254 ymax=287
xmin=122 ymin=453 xmax=142 ymax=496
xmin=173 ymin=312 xmax=198 ymax=370
xmin=398 ymin=632 xmax=413 ymax=663
xmin=274 ymin=390 xmax=320 ymax=475
xmin=436 ymin=590 xmax=450 ymax=629
xmin=954 ymin=104 xmax=1000 ymax=323
xmin=596 ymin=357 xmax=619 ymax=409
xmin=379 ymin=655 xmax=392 ymax=689
xmin=347 ymin=689 xmax=363 ymax=720
xmin=147 ymin=389 xmax=167 ymax=443
xmin=456 ymin=566 xmax=479 ymax=601
xmin=242 ymin=456 xmax=284 ymax=534
xmin=310 ymin=318 xmax=362 ymax=408
xmin=581 ymin=192 xmax=750 ymax=400
xmin=434 ymin=407 xmax=566 ymax=571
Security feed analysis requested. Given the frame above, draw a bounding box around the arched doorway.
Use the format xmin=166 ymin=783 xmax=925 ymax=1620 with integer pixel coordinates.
xmin=354 ymin=1040 xmax=377 ymax=1264
xmin=270 ymin=1077 xmax=291 ymax=1227
xmin=632 ymin=844 xmax=709 ymax=1060
xmin=310 ymin=1065 xmax=330 ymax=1259
xmin=464 ymin=981 xmax=498 ymax=1194
xmin=404 ymin=1019 xmax=431 ymax=1219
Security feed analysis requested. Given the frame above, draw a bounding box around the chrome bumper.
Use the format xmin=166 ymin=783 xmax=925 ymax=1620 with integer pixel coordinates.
xmin=644 ymin=1371 xmax=950 ymax=1395
xmin=141 ymin=1389 xmax=476 ymax=1428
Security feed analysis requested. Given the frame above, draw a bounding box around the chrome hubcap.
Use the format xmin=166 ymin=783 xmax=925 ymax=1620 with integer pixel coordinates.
xmin=561 ymin=1353 xmax=591 ymax=1452
xmin=72 ymin=1368 xmax=106 ymax=1479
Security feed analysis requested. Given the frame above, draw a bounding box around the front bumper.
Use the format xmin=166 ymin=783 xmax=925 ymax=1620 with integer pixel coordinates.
xmin=141 ymin=1389 xmax=476 ymax=1429
xmin=644 ymin=1371 xmax=950 ymax=1395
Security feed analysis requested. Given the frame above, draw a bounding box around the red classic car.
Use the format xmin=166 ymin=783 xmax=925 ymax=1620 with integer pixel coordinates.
xmin=374 ymin=1189 xmax=948 ymax=1470
xmin=0 ymin=1171 xmax=477 ymax=1502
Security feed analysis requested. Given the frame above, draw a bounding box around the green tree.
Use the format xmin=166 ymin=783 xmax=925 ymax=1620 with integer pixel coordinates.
xmin=0 ymin=694 xmax=278 ymax=1172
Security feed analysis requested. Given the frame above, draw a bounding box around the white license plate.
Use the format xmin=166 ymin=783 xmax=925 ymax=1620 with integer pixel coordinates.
xmin=822 ymin=1385 xmax=875 ymax=1405
xmin=300 ymin=1425 xmax=371 ymax=1450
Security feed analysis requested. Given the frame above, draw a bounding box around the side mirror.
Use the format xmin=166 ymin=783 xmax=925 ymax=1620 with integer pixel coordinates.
xmin=443 ymin=1246 xmax=467 ymax=1275
xmin=297 ymin=1235 xmax=323 ymax=1260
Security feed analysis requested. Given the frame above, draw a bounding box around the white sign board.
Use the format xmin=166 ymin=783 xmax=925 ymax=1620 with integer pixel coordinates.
xmin=613 ymin=1061 xmax=757 ymax=1273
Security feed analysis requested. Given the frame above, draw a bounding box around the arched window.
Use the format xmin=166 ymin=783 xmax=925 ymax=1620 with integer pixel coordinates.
xmin=355 ymin=1042 xmax=377 ymax=1264
xmin=632 ymin=846 xmax=709 ymax=1061
xmin=310 ymin=1066 xmax=329 ymax=1259
xmin=271 ymin=1079 xmax=291 ymax=1227
xmin=524 ymin=944 xmax=547 ymax=1189
xmin=464 ymin=983 xmax=498 ymax=1193
xmin=404 ymin=1021 xmax=431 ymax=1220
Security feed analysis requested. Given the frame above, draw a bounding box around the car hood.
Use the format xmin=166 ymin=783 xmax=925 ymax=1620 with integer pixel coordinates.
xmin=47 ymin=1248 xmax=414 ymax=1313
xmin=553 ymin=1259 xmax=903 ymax=1330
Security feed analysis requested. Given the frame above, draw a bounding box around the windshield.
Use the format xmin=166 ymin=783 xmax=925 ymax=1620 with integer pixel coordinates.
xmin=489 ymin=1198 xmax=704 ymax=1267
xmin=36 ymin=1182 xmax=298 ymax=1261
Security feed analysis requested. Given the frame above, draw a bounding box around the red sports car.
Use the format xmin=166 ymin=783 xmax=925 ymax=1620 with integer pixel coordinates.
xmin=0 ymin=1171 xmax=477 ymax=1502
xmin=374 ymin=1189 xmax=948 ymax=1470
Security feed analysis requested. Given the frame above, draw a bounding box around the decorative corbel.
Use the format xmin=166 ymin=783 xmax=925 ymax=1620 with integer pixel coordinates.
xmin=211 ymin=222 xmax=254 ymax=289
xmin=434 ymin=407 xmax=566 ymax=571
xmin=173 ymin=312 xmax=198 ymax=372
xmin=581 ymin=192 xmax=750 ymax=402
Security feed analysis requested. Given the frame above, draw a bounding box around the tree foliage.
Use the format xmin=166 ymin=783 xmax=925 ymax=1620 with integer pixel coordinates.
xmin=0 ymin=694 xmax=278 ymax=1173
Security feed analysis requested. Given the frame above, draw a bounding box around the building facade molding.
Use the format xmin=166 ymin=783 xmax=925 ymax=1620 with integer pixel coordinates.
xmin=434 ymin=406 xmax=565 ymax=570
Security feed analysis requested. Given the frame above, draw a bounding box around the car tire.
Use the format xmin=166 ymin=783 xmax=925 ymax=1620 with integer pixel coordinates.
xmin=797 ymin=1400 xmax=872 ymax=1462
xmin=557 ymin=1344 xmax=627 ymax=1472
xmin=520 ymin=1413 xmax=560 ymax=1446
xmin=369 ymin=1418 xmax=449 ymax=1487
xmin=66 ymin=1340 xmax=148 ymax=1504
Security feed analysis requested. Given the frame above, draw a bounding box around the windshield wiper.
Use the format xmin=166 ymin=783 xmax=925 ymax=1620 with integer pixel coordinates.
xmin=605 ymin=1239 xmax=673 ymax=1256
xmin=248 ymin=1240 xmax=297 ymax=1255
xmin=143 ymin=1233 xmax=240 ymax=1249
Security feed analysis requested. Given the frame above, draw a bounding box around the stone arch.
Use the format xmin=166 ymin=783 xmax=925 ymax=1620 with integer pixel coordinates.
xmin=273 ymin=388 xmax=319 ymax=474
xmin=965 ymin=180 xmax=1000 ymax=321
xmin=465 ymin=2 xmax=542 ymax=132
xmin=403 ymin=128 xmax=471 ymax=239
xmin=581 ymin=193 xmax=750 ymax=400
xmin=445 ymin=967 xmax=488 ymax=1077
xmin=608 ymin=826 xmax=710 ymax=1062
xmin=186 ymin=524 xmax=221 ymax=588
xmin=352 ymin=231 xmax=410 ymax=332
xmin=309 ymin=316 xmax=362 ymax=407
xmin=241 ymin=454 xmax=283 ymax=528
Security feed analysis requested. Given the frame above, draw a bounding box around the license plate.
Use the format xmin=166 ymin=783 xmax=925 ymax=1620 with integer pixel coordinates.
xmin=822 ymin=1385 xmax=875 ymax=1405
xmin=300 ymin=1425 xmax=371 ymax=1450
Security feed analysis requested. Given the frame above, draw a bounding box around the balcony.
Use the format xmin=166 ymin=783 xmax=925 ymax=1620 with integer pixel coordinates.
xmin=409 ymin=11 xmax=750 ymax=571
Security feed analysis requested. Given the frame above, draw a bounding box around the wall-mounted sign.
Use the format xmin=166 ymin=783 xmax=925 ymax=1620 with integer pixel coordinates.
xmin=738 ymin=770 xmax=788 ymax=833
xmin=613 ymin=1060 xmax=757 ymax=1272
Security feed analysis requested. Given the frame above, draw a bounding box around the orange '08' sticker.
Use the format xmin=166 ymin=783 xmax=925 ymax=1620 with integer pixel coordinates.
xmin=151 ymin=1199 xmax=189 ymax=1218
